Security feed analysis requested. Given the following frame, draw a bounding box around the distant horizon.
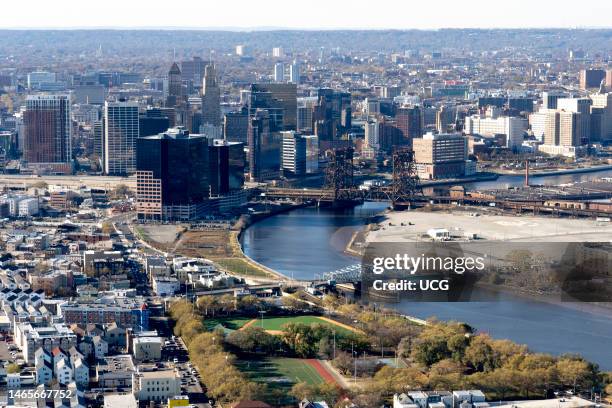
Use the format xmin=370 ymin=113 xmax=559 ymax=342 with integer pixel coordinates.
xmin=1 ymin=0 xmax=611 ymax=31
xmin=2 ymin=26 xmax=612 ymax=31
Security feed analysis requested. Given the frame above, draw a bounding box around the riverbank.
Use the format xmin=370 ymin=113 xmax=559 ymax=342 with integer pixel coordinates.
xmin=493 ymin=163 xmax=612 ymax=177
xmin=233 ymin=201 xmax=316 ymax=281
xmin=349 ymin=208 xmax=612 ymax=316
xmin=240 ymin=172 xmax=612 ymax=368
xmin=474 ymin=281 xmax=612 ymax=318
xmin=420 ymin=172 xmax=499 ymax=186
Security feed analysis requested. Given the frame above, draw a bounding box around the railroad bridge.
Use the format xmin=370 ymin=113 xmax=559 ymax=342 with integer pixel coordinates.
xmin=263 ymin=147 xmax=424 ymax=210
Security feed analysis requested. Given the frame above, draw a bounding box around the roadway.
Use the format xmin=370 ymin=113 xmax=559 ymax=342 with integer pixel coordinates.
xmin=0 ymin=174 xmax=136 ymax=190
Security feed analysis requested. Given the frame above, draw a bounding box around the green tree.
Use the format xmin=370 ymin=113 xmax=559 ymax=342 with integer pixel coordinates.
xmin=291 ymin=382 xmax=315 ymax=401
xmin=6 ymin=363 xmax=20 ymax=374
xmin=373 ymin=366 xmax=428 ymax=396
xmin=556 ymin=357 xmax=593 ymax=392
xmin=463 ymin=335 xmax=498 ymax=372
xmin=227 ymin=327 xmax=281 ymax=354
xmin=111 ymin=184 xmax=130 ymax=199
xmin=332 ymin=351 xmax=353 ymax=375
xmin=318 ymin=335 xmax=334 ymax=359
xmin=281 ymin=295 xmax=303 ymax=311
xmin=32 ymin=181 xmax=48 ymax=189
xmin=197 ymin=296 xmax=220 ymax=317
xmin=237 ymin=295 xmax=262 ymax=313
xmin=101 ymin=222 xmax=115 ymax=235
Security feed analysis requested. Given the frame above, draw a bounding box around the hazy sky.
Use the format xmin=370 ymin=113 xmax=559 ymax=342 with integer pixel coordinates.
xmin=1 ymin=0 xmax=611 ymax=29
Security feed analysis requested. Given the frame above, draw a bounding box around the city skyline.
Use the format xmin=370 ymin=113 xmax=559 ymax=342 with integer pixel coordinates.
xmin=0 ymin=16 xmax=611 ymax=407
xmin=1 ymin=0 xmax=612 ymax=30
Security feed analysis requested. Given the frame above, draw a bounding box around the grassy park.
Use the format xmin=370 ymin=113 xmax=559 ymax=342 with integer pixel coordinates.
xmin=203 ymin=316 xmax=254 ymax=331
xmin=237 ymin=357 xmax=328 ymax=404
xmin=239 ymin=357 xmax=325 ymax=387
xmin=242 ymin=315 xmax=357 ymax=335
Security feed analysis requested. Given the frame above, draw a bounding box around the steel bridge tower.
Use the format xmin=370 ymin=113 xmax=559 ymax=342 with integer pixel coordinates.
xmin=324 ymin=147 xmax=355 ymax=201
xmin=390 ymin=147 xmax=422 ymax=209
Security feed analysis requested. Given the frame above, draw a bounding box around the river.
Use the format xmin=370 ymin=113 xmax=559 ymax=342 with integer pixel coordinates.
xmin=241 ymin=169 xmax=612 ymax=369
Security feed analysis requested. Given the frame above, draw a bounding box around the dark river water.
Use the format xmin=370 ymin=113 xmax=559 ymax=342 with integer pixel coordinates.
xmin=241 ymin=170 xmax=612 ymax=368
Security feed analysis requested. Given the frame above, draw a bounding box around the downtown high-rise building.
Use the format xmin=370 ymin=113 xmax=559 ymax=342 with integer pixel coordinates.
xmin=312 ymin=88 xmax=351 ymax=141
xmin=538 ymin=109 xmax=587 ymax=157
xmin=281 ymin=131 xmax=307 ymax=176
xmin=247 ymin=83 xmax=297 ymax=132
xmin=272 ymin=47 xmax=283 ymax=58
xmin=104 ymin=101 xmax=139 ymax=175
xmin=181 ymin=56 xmax=208 ymax=87
xmin=93 ymin=120 xmax=104 ymax=169
xmin=590 ymin=91 xmax=612 ymax=143
xmin=435 ymin=105 xmax=457 ymax=133
xmin=274 ymin=62 xmax=284 ymax=82
xmin=580 ymin=69 xmax=606 ymax=90
xmin=136 ymin=127 xmax=209 ymax=221
xmin=166 ymin=62 xmax=183 ymax=108
xmin=23 ymin=95 xmax=71 ymax=170
xmin=464 ymin=112 xmax=528 ymax=150
xmin=224 ymin=109 xmax=249 ymax=143
xmin=248 ymin=109 xmax=280 ymax=181
xmin=556 ymin=97 xmax=592 ymax=145
xmin=365 ymin=119 xmax=380 ymax=150
xmin=289 ymin=61 xmax=300 ymax=85
xmin=297 ymin=97 xmax=318 ymax=133
xmin=201 ymin=64 xmax=221 ymax=127
xmin=542 ymin=91 xmax=567 ymax=110
xmin=413 ymin=132 xmax=467 ymax=180
xmin=139 ymin=108 xmax=171 ymax=138
xmin=558 ymin=111 xmax=583 ymax=147
xmin=208 ymin=139 xmax=245 ymax=196
xmin=395 ymin=106 xmax=423 ymax=146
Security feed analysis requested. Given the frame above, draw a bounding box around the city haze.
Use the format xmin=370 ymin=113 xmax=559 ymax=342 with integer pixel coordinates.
xmin=1 ymin=0 xmax=611 ymax=29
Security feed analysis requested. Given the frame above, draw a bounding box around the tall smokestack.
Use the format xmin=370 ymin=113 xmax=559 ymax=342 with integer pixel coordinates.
xmin=524 ymin=160 xmax=529 ymax=187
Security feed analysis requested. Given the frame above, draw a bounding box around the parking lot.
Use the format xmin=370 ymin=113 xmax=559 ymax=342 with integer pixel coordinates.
xmin=0 ymin=340 xmax=22 ymax=363
xmin=162 ymin=337 xmax=205 ymax=398
xmin=177 ymin=361 xmax=203 ymax=395
xmin=0 ymin=340 xmax=12 ymax=362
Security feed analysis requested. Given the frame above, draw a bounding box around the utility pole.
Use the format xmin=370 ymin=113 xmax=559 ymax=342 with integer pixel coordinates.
xmin=352 ymin=341 xmax=356 ymax=384
xmin=333 ymin=330 xmax=336 ymax=360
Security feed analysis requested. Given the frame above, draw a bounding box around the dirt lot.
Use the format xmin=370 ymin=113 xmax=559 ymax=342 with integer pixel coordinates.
xmin=136 ymin=225 xmax=276 ymax=279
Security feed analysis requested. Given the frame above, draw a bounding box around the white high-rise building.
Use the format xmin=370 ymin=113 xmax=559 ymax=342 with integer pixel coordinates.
xmin=104 ymin=101 xmax=139 ymax=175
xmin=529 ymin=110 xmax=551 ymax=141
xmin=537 ymin=109 xmax=587 ymax=157
xmin=365 ymin=119 xmax=379 ymax=149
xmin=463 ymin=114 xmax=528 ymax=150
xmin=280 ymin=132 xmax=318 ymax=175
xmin=559 ymin=110 xmax=582 ymax=147
xmin=557 ymin=97 xmax=591 ymax=144
xmin=235 ymin=45 xmax=246 ymax=56
xmin=273 ymin=63 xmax=285 ymax=83
xmin=281 ymin=131 xmax=306 ymax=176
xmin=272 ymin=47 xmax=283 ymax=58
